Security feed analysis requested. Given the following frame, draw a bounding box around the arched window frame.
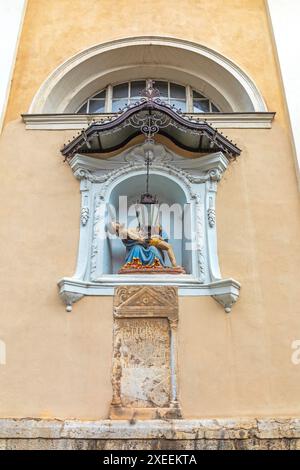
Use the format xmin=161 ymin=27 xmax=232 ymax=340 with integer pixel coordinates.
xmin=76 ymin=79 xmax=221 ymax=114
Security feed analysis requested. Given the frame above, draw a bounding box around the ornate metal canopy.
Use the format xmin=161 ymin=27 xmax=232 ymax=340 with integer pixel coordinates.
xmin=61 ymin=81 xmax=241 ymax=160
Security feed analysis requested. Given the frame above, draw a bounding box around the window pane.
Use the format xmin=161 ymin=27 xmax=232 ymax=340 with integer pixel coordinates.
xmin=89 ymin=99 xmax=105 ymax=113
xmin=112 ymin=99 xmax=128 ymax=112
xmin=113 ymin=83 xmax=128 ymax=99
xmin=93 ymin=90 xmax=106 ymax=99
xmin=170 ymin=83 xmax=185 ymax=99
xmin=154 ymin=81 xmax=168 ymax=98
xmin=193 ymin=99 xmax=210 ymax=112
xmin=130 ymin=80 xmax=146 ymax=99
xmin=129 ymin=98 xmax=141 ymax=105
xmin=211 ymin=103 xmax=220 ymax=112
xmin=193 ymin=90 xmax=206 ymax=99
xmin=77 ymin=102 xmax=87 ymax=113
xmin=170 ymin=99 xmax=186 ymax=111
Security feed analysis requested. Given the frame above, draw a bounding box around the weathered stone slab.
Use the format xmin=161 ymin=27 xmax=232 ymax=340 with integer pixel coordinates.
xmin=116 ymin=317 xmax=171 ymax=408
xmin=109 ymin=286 xmax=181 ymax=419
xmin=1 ymin=418 xmax=300 ymax=450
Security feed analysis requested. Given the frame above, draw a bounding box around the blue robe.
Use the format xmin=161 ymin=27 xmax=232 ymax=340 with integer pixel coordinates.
xmin=123 ymin=230 xmax=169 ymax=267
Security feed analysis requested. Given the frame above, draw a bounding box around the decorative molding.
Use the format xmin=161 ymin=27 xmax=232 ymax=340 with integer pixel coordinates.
xmin=207 ymin=208 xmax=216 ymax=228
xmin=1 ymin=417 xmax=300 ymax=450
xmin=59 ymin=291 xmax=84 ymax=312
xmin=80 ymin=207 xmax=89 ymax=226
xmin=22 ymin=112 xmax=275 ymax=130
xmin=194 ymin=195 xmax=206 ymax=282
xmin=113 ymin=285 xmax=178 ymax=319
xmin=58 ymin=143 xmax=241 ymax=312
xmin=58 ymin=277 xmax=241 ymax=313
xmin=211 ymin=278 xmax=241 ymax=313
xmin=27 ymin=36 xmax=268 ymax=114
xmin=90 ymin=193 xmax=106 ymax=280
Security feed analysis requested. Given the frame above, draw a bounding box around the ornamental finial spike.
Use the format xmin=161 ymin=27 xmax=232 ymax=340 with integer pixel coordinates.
xmin=140 ymin=79 xmax=160 ymax=101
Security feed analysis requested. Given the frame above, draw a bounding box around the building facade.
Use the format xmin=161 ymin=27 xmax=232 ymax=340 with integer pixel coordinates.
xmin=0 ymin=0 xmax=300 ymax=450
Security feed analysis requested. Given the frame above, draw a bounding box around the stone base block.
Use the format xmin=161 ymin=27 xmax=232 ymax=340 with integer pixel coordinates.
xmin=1 ymin=418 xmax=300 ymax=450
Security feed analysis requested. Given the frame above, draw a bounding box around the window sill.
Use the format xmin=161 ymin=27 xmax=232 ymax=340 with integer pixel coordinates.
xmin=22 ymin=112 xmax=275 ymax=130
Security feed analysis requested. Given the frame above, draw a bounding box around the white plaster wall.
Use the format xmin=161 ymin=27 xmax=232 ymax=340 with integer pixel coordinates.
xmin=0 ymin=0 xmax=26 ymax=131
xmin=267 ymin=0 xmax=300 ymax=187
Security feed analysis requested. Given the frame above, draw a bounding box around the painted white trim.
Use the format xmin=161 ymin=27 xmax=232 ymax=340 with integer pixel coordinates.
xmin=28 ymin=36 xmax=268 ymax=114
xmin=58 ymin=143 xmax=240 ymax=313
xmin=22 ymin=112 xmax=275 ymax=130
xmin=0 ymin=0 xmax=27 ymax=132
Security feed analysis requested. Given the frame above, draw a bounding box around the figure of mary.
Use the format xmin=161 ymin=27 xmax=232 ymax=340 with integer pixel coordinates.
xmin=124 ymin=226 xmax=170 ymax=268
xmin=111 ymin=222 xmax=168 ymax=268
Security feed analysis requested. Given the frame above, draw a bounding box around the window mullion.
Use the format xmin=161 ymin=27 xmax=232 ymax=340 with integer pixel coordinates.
xmin=106 ymin=85 xmax=113 ymax=113
xmin=186 ymin=85 xmax=193 ymax=113
xmin=76 ymin=81 xmax=220 ymax=115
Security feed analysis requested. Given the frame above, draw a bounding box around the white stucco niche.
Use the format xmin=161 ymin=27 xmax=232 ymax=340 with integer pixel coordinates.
xmin=58 ymin=141 xmax=240 ymax=313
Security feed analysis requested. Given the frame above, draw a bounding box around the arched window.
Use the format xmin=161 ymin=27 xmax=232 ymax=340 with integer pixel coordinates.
xmin=76 ymin=80 xmax=220 ymax=114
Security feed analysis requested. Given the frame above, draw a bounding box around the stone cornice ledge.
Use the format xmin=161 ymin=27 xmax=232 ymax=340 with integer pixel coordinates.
xmin=0 ymin=418 xmax=299 ymax=441
xmin=58 ymin=277 xmax=240 ymax=313
xmin=22 ymin=112 xmax=276 ymax=130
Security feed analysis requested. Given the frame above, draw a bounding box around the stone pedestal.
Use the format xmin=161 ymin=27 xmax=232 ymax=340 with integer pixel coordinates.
xmin=109 ymin=286 xmax=181 ymax=420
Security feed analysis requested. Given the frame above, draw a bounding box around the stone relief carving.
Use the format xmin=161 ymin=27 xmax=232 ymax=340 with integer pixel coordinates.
xmin=59 ymin=291 xmax=84 ymax=312
xmin=113 ymin=285 xmax=178 ymax=316
xmin=110 ymin=286 xmax=181 ymax=419
xmin=124 ymin=142 xmax=173 ymax=166
xmin=194 ymin=195 xmax=206 ymax=282
xmin=90 ymin=193 xmax=105 ymax=280
xmin=114 ymin=318 xmax=171 ymax=408
xmin=207 ymin=208 xmax=216 ymax=228
xmin=80 ymin=207 xmax=89 ymax=226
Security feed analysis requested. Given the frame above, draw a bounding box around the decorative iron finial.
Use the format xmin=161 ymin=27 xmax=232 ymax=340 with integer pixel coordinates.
xmin=140 ymin=79 xmax=160 ymax=101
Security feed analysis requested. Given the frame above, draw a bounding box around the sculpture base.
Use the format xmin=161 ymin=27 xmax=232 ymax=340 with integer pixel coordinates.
xmin=118 ymin=266 xmax=186 ymax=274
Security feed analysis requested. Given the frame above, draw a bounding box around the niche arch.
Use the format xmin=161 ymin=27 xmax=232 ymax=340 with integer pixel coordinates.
xmin=59 ymin=138 xmax=241 ymax=313
xmin=104 ymin=169 xmax=194 ymax=275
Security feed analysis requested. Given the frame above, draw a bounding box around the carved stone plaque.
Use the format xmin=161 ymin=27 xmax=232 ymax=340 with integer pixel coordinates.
xmin=116 ymin=317 xmax=170 ymax=408
xmin=109 ymin=286 xmax=181 ymax=420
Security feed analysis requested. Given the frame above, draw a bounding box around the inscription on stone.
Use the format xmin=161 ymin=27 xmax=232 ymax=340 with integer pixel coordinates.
xmin=110 ymin=286 xmax=181 ymax=419
xmin=115 ymin=318 xmax=171 ymax=408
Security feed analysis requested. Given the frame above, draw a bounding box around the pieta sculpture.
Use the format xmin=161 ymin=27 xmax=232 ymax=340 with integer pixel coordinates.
xmin=111 ymin=222 xmax=186 ymax=274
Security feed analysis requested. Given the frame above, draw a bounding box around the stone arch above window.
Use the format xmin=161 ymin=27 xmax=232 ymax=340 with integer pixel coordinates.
xmin=28 ymin=36 xmax=268 ymax=115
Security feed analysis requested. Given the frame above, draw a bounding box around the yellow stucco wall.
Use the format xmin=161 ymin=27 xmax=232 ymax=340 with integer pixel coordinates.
xmin=0 ymin=0 xmax=300 ymax=420
xmin=5 ymin=0 xmax=285 ymax=124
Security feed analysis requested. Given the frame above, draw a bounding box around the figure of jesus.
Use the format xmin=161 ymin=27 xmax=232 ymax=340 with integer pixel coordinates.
xmin=110 ymin=222 xmax=179 ymax=268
